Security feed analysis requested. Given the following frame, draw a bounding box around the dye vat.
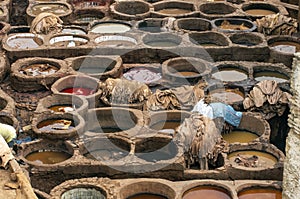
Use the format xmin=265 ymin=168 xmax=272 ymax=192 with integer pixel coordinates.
xmin=135 ymin=140 xmax=178 ymax=162
xmin=19 ymin=63 xmax=58 ymax=76
xmin=222 ymin=130 xmax=259 ymax=144
xmin=212 ymin=18 xmax=256 ymax=33
xmin=72 ymin=0 xmax=107 ymax=7
xmin=61 ymin=87 xmax=96 ymax=96
xmin=238 ymin=188 xmax=282 ymax=199
xmin=48 ymin=105 xmax=76 ymax=113
xmin=90 ymin=22 xmax=131 ymax=34
xmin=242 ymin=3 xmax=279 ymax=16
xmin=212 ymin=68 xmax=248 ymax=82
xmin=25 ymin=150 xmax=71 ymax=164
xmin=150 ymin=121 xmax=180 ymax=131
xmin=82 ymin=137 xmax=130 ymax=161
xmin=143 ymin=33 xmax=181 ymax=47
xmin=137 ymin=19 xmax=165 ymax=33
xmin=228 ymin=150 xmax=277 ymax=168
xmin=61 ymin=188 xmax=106 ymax=199
xmin=269 ymin=41 xmax=300 ymax=54
xmin=175 ymin=18 xmax=212 ymax=32
xmin=209 ymin=88 xmax=244 ymax=104
xmin=183 ymin=186 xmax=232 ymax=199
xmin=127 ymin=193 xmax=167 ymax=199
xmin=244 ymin=9 xmax=276 ymax=16
xmin=229 ymin=33 xmax=263 ymax=46
xmin=6 ymin=33 xmax=43 ymax=49
xmin=73 ymin=16 xmax=102 ymax=24
xmin=123 ymin=67 xmax=162 ymax=85
xmin=189 ymin=32 xmax=230 ymax=46
xmin=37 ymin=119 xmax=74 ymax=131
xmin=95 ymin=35 xmax=137 ymax=47
xmin=157 ymin=8 xmax=191 ymax=15
xmin=199 ymin=2 xmax=236 ymax=15
xmin=30 ymin=3 xmax=70 ymax=16
xmin=49 ymin=35 xmax=88 ymax=47
xmin=254 ymin=71 xmax=289 ymax=83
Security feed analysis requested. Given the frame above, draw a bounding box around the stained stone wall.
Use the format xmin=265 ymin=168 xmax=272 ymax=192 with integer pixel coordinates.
xmin=283 ymin=52 xmax=300 ymax=199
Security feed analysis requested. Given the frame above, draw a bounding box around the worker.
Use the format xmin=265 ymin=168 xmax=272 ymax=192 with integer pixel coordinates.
xmin=192 ymin=99 xmax=242 ymax=127
xmin=0 ymin=123 xmax=17 ymax=147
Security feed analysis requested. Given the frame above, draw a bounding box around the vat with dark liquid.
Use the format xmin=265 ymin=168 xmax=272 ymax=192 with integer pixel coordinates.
xmin=61 ymin=87 xmax=96 ymax=96
xmin=222 ymin=130 xmax=259 ymax=144
xmin=183 ymin=186 xmax=232 ymax=199
xmin=37 ymin=119 xmax=74 ymax=131
xmin=238 ymin=188 xmax=282 ymax=199
xmin=127 ymin=193 xmax=167 ymax=199
xmin=25 ymin=150 xmax=71 ymax=164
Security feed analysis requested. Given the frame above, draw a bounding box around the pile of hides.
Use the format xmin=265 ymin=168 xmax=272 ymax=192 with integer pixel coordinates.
xmin=175 ymin=113 xmax=226 ymax=170
xmin=243 ymin=80 xmax=291 ymax=119
xmin=144 ymin=82 xmax=206 ymax=111
xmin=30 ymin=13 xmax=63 ymax=35
xmin=256 ymin=13 xmax=297 ymax=35
xmin=99 ymin=78 xmax=152 ymax=105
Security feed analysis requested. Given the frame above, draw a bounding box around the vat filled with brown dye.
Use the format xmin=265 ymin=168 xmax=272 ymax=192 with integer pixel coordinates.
xmin=242 ymin=3 xmax=280 ymax=17
xmin=25 ymin=150 xmax=71 ymax=165
xmin=152 ymin=1 xmax=197 ymax=18
xmin=162 ymin=57 xmax=211 ymax=85
xmin=223 ymin=130 xmax=259 ymax=144
xmin=174 ymin=18 xmax=212 ymax=32
xmin=37 ymin=119 xmax=75 ymax=131
xmin=238 ymin=188 xmax=282 ymax=199
xmin=182 ymin=185 xmax=232 ymax=199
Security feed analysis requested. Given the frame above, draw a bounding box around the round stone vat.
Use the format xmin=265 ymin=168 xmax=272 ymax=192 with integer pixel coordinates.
xmin=222 ymin=112 xmax=271 ymax=144
xmin=88 ymin=20 xmax=132 ymax=34
xmin=142 ymin=32 xmax=182 ymax=47
xmin=119 ymin=180 xmax=176 ymax=199
xmin=181 ymin=181 xmax=234 ymax=199
xmin=0 ymin=89 xmax=16 ymax=115
xmin=3 ymin=33 xmax=44 ymax=49
xmin=62 ymin=25 xmax=87 ymax=35
xmin=110 ymin=0 xmax=153 ymax=20
xmin=85 ymin=107 xmax=143 ymax=135
xmin=242 ymin=3 xmax=280 ymax=18
xmin=152 ymin=1 xmax=198 ymax=18
xmin=226 ymin=142 xmax=285 ymax=180
xmin=80 ymin=136 xmax=130 ymax=162
xmin=212 ymin=18 xmax=257 ymax=33
xmin=174 ymin=17 xmax=212 ymax=32
xmin=207 ymin=85 xmax=245 ymax=106
xmin=49 ymin=34 xmax=89 ymax=47
xmin=146 ymin=110 xmax=191 ymax=133
xmin=31 ymin=112 xmax=85 ymax=139
xmin=268 ymin=35 xmax=300 ymax=68
xmin=26 ymin=2 xmax=72 ymax=24
xmin=136 ymin=18 xmax=168 ymax=33
xmin=19 ymin=139 xmax=74 ymax=167
xmin=95 ymin=35 xmax=138 ymax=47
xmin=35 ymin=94 xmax=89 ymax=117
xmin=0 ymin=112 xmax=19 ymax=131
xmin=50 ymin=178 xmax=110 ymax=199
xmin=211 ymin=63 xmax=249 ymax=82
xmin=162 ymin=57 xmax=211 ymax=85
xmin=70 ymin=9 xmax=105 ymax=25
xmin=134 ymin=135 xmax=179 ymax=163
xmin=66 ymin=55 xmax=123 ymax=80
xmin=229 ymin=32 xmax=263 ymax=46
xmin=51 ymin=74 xmax=102 ymax=108
xmin=122 ymin=65 xmax=162 ymax=86
xmin=252 ymin=63 xmax=291 ymax=83
xmin=237 ymin=183 xmax=282 ymax=199
xmin=10 ymin=57 xmax=69 ymax=92
xmin=199 ymin=2 xmax=237 ymax=18
xmin=189 ymin=31 xmax=230 ymax=47
xmin=71 ymin=0 xmax=109 ymax=8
